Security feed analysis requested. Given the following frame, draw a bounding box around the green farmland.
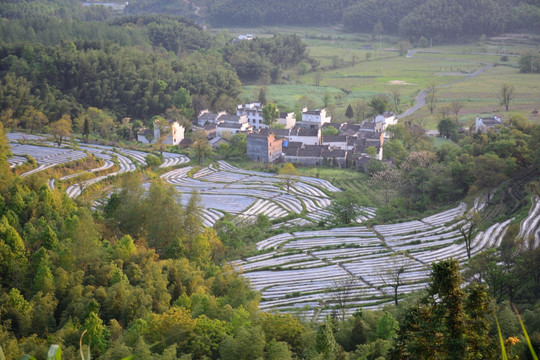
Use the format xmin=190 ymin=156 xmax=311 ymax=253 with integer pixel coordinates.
xmin=234 ymin=27 xmax=540 ymax=127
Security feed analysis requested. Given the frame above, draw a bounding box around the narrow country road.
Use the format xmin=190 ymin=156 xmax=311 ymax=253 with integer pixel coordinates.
xmin=398 ymin=52 xmax=494 ymax=119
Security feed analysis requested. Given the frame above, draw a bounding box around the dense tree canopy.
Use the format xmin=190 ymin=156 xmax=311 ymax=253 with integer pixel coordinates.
xmin=209 ymin=0 xmax=355 ymax=26
xmin=207 ymin=0 xmax=540 ymax=40
xmin=343 ymin=0 xmax=539 ymax=41
xmin=221 ymin=35 xmax=309 ymax=83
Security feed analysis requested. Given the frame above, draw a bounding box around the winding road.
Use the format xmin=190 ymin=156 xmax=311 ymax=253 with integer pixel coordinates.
xmin=398 ymin=50 xmax=494 ymax=119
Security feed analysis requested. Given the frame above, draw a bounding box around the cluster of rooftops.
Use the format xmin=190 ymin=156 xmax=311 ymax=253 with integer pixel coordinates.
xmin=138 ymin=100 xmax=505 ymax=169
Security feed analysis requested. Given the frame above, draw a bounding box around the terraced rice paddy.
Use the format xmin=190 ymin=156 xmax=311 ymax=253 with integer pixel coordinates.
xmin=6 ymin=132 xmax=189 ymax=198
xmin=234 ymin=200 xmax=540 ymax=320
xmin=160 ymin=160 xmax=366 ymax=227
xmin=7 ymin=133 xmax=358 ymax=228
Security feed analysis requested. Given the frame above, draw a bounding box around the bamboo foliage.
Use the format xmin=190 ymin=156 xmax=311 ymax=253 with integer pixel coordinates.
xmin=494 ymin=313 xmax=509 ymax=360
xmin=513 ymin=304 xmax=538 ymax=360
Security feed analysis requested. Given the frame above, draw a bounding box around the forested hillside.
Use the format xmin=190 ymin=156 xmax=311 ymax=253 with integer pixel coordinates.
xmin=207 ymin=0 xmax=540 ymax=40
xmin=208 ymin=0 xmax=355 ymax=27
xmin=0 ymin=1 xmax=311 ymax=135
xmin=0 ymin=3 xmax=240 ymax=124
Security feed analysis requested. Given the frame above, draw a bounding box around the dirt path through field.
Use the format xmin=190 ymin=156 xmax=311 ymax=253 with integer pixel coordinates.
xmin=398 ymin=52 xmax=494 ymax=119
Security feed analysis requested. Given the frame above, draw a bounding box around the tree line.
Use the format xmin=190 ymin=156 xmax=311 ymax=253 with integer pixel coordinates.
xmin=208 ymin=0 xmax=355 ymax=27
xmin=206 ymin=0 xmax=540 ymax=41
xmin=371 ymin=114 xmax=540 ymax=219
xmin=221 ymin=34 xmax=310 ymax=83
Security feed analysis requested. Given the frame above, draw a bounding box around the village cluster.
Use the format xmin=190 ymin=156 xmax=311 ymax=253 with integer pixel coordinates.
xmin=137 ymin=102 xmax=397 ymax=170
xmin=136 ymin=101 xmax=505 ymax=171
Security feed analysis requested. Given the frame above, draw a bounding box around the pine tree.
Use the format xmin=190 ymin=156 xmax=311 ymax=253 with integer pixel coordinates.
xmin=345 ymin=104 xmax=354 ymax=119
xmin=388 ymin=259 xmax=495 ymax=360
xmin=258 ymin=87 xmax=267 ymax=106
xmin=83 ymin=117 xmax=90 ymax=142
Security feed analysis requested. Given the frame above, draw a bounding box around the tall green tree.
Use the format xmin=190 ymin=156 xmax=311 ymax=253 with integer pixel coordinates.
xmin=315 ymin=317 xmax=337 ymax=360
xmin=190 ymin=130 xmax=212 ymax=164
xmin=258 ymin=87 xmax=267 ymax=106
xmin=49 ymin=114 xmax=72 ymax=147
xmin=345 ymin=104 xmax=354 ymax=119
xmin=389 ymin=259 xmax=495 ymax=360
xmin=278 ymin=163 xmax=299 ymax=193
xmin=144 ymin=180 xmax=185 ymax=258
xmin=472 ymin=154 xmax=508 ymax=204
xmin=262 ymin=103 xmax=279 ymax=126
xmin=172 ymin=87 xmax=195 ymax=120
xmin=368 ymin=95 xmax=390 ymax=115
xmin=499 ymin=83 xmax=514 ymax=111
xmin=327 ymin=189 xmax=365 ymax=225
xmin=20 ymin=106 xmax=47 ymax=134
xmin=0 ymin=123 xmax=13 ymax=191
xmin=426 ymin=83 xmax=438 ymax=115
xmin=0 ymin=216 xmax=27 ymax=288
xmin=438 ymin=118 xmax=458 ymax=139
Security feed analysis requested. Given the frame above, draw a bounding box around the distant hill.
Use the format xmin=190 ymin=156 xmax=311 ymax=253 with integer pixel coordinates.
xmin=125 ymin=0 xmax=540 ymax=41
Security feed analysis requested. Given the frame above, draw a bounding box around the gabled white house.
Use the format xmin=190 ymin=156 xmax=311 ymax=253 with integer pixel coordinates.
xmin=475 ymin=115 xmax=503 ymax=133
xmin=288 ymin=127 xmax=321 ymax=146
xmin=137 ymin=119 xmax=185 ymax=145
xmin=322 ymin=135 xmax=349 ymax=150
xmin=237 ymin=103 xmax=297 ymax=130
xmin=297 ymin=108 xmax=331 ymax=129
xmin=278 ymin=111 xmax=296 ymax=129
xmin=237 ymin=102 xmax=265 ymax=129
xmin=219 ymin=114 xmax=249 ymax=125
xmin=216 ymin=122 xmax=251 ymax=137
xmin=197 ymin=110 xmax=227 ymax=126
xmin=374 ymin=111 xmax=398 ymax=130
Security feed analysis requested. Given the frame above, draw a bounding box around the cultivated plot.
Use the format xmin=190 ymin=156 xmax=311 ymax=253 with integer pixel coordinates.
xmin=160 ymin=160 xmax=361 ymax=227
xmin=7 ymin=133 xmax=189 ymax=198
xmin=235 ymin=200 xmax=538 ymax=321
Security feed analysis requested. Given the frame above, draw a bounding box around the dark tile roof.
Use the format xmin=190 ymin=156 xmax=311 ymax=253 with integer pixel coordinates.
xmin=322 ymin=135 xmax=348 ymax=143
xmin=137 ymin=128 xmax=152 ymax=136
xmin=361 ymin=122 xmax=377 ymax=130
xmin=322 ymin=149 xmax=346 ymax=158
xmin=259 ymin=128 xmax=290 ymax=137
xmin=247 ymin=133 xmax=268 ymax=139
xmin=480 ymin=117 xmax=502 ymax=126
xmin=295 ymin=128 xmax=319 ymax=137
xmin=218 ymin=114 xmax=243 ymax=123
xmin=360 ymin=131 xmax=381 ymax=139
xmin=303 ymin=109 xmax=324 ymax=115
xmin=341 ymin=123 xmax=362 ymax=132
xmin=298 ymin=147 xmax=323 ymax=157
xmin=342 ymin=128 xmax=359 ymax=136
xmin=286 ymin=141 xmax=302 ymax=148
xmin=305 ymin=144 xmax=328 ymax=151
xmin=218 ymin=123 xmax=243 ymax=129
xmin=365 ymin=139 xmax=381 ymax=148
xmin=284 ymin=147 xmax=299 ymax=156
xmin=351 ymin=137 xmax=366 ymax=147
xmin=179 ymin=139 xmax=193 ymax=147
xmin=198 ymin=112 xmax=219 ymax=121
xmin=356 ymin=156 xmax=372 ymax=166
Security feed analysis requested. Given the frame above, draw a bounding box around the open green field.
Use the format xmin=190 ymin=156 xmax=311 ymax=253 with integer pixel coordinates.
xmin=235 ymin=26 xmax=540 ymax=126
xmin=294 ymin=166 xmax=383 ymax=206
